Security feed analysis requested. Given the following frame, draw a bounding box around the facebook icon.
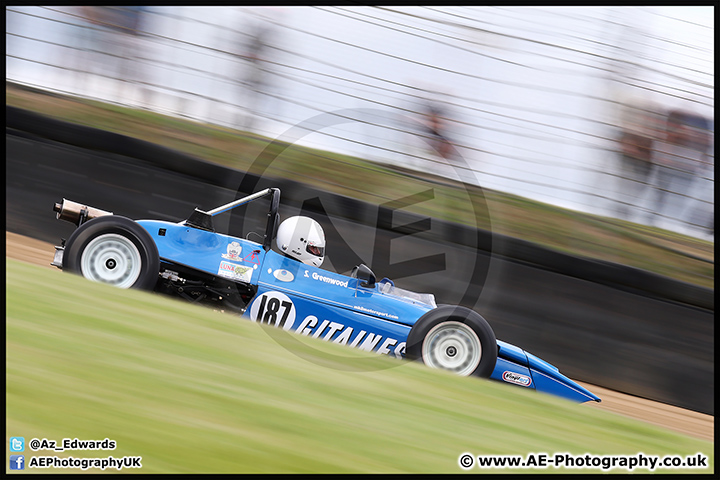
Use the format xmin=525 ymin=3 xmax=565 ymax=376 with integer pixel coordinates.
xmin=10 ymin=455 xmax=25 ymax=470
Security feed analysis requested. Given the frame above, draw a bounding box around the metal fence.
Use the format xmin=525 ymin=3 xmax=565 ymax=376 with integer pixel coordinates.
xmin=5 ymin=6 xmax=714 ymax=240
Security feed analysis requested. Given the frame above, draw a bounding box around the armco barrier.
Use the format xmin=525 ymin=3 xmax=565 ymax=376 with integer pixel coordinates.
xmin=6 ymin=105 xmax=714 ymax=414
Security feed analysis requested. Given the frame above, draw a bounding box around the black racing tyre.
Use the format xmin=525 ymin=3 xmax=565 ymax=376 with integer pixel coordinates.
xmin=63 ymin=216 xmax=160 ymax=290
xmin=406 ymin=305 xmax=497 ymax=378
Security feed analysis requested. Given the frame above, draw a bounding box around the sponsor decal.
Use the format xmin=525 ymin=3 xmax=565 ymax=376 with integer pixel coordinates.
xmin=353 ymin=305 xmax=399 ymax=320
xmin=309 ymin=271 xmax=349 ymax=288
xmin=222 ymin=241 xmax=243 ymax=261
xmin=249 ymin=291 xmax=296 ymax=330
xmin=502 ymin=371 xmax=532 ymax=387
xmin=244 ymin=249 xmax=261 ymax=265
xmin=295 ymin=314 xmax=405 ymax=358
xmin=217 ymin=261 xmax=253 ymax=283
xmin=273 ymin=269 xmax=295 ymax=282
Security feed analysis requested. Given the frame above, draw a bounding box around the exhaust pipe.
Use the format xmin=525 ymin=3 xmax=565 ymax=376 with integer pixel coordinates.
xmin=53 ymin=199 xmax=113 ymax=226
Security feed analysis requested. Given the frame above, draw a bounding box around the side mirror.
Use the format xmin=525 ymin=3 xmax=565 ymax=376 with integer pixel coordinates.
xmin=352 ymin=263 xmax=376 ymax=288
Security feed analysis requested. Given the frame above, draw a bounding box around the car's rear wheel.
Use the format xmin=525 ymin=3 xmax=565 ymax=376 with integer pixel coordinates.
xmin=63 ymin=216 xmax=159 ymax=290
xmin=406 ymin=305 xmax=497 ymax=378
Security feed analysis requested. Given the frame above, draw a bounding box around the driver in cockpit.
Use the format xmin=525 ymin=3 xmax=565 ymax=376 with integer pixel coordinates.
xmin=275 ymin=216 xmax=326 ymax=267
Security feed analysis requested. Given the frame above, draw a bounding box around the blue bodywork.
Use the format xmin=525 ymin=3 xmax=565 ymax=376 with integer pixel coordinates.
xmin=136 ymin=216 xmax=600 ymax=404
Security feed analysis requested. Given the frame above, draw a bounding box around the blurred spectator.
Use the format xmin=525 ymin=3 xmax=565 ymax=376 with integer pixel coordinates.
xmin=65 ymin=7 xmax=104 ymax=90
xmin=420 ymin=101 xmax=456 ymax=161
xmin=610 ymin=104 xmax=666 ymax=221
xmin=645 ymin=110 xmax=711 ymax=228
xmin=678 ymin=114 xmax=713 ymax=235
xmin=67 ymin=7 xmax=150 ymax=103
xmin=614 ymin=128 xmax=654 ymax=218
xmin=231 ymin=18 xmax=277 ymax=131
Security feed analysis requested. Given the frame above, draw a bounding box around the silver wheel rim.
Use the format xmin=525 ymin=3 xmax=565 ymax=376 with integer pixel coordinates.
xmin=80 ymin=233 xmax=142 ymax=288
xmin=422 ymin=321 xmax=482 ymax=376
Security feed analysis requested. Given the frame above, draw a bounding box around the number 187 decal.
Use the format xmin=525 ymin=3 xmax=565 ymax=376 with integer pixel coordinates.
xmin=249 ymin=291 xmax=296 ymax=330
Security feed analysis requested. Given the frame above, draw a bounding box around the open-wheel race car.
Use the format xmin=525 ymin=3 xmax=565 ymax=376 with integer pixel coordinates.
xmin=51 ymin=188 xmax=600 ymax=403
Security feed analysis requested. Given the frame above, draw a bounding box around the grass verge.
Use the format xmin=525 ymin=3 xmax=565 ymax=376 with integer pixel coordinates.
xmin=6 ymin=259 xmax=713 ymax=473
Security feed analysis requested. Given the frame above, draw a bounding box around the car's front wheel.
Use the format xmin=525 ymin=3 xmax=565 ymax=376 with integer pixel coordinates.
xmin=63 ymin=216 xmax=160 ymax=290
xmin=406 ymin=305 xmax=497 ymax=378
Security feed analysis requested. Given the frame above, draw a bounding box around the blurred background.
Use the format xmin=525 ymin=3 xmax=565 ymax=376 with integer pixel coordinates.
xmin=6 ymin=6 xmax=714 ymax=239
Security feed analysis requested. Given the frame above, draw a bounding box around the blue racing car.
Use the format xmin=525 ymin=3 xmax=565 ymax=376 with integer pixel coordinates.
xmin=51 ymin=188 xmax=600 ymax=404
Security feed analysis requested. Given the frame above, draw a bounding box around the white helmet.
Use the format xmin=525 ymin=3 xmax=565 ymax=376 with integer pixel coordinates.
xmin=276 ymin=216 xmax=325 ymax=267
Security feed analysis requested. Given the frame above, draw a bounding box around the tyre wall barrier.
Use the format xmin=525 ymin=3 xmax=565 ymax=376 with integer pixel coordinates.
xmin=6 ymin=106 xmax=714 ymax=414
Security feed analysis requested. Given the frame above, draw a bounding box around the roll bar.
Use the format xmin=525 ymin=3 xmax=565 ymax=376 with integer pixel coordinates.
xmin=184 ymin=188 xmax=281 ymax=251
xmin=207 ymin=188 xmax=276 ymax=216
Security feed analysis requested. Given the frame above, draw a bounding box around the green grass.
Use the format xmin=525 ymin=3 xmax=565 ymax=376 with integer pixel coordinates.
xmin=5 ymin=259 xmax=713 ymax=473
xmin=5 ymin=82 xmax=714 ymax=289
